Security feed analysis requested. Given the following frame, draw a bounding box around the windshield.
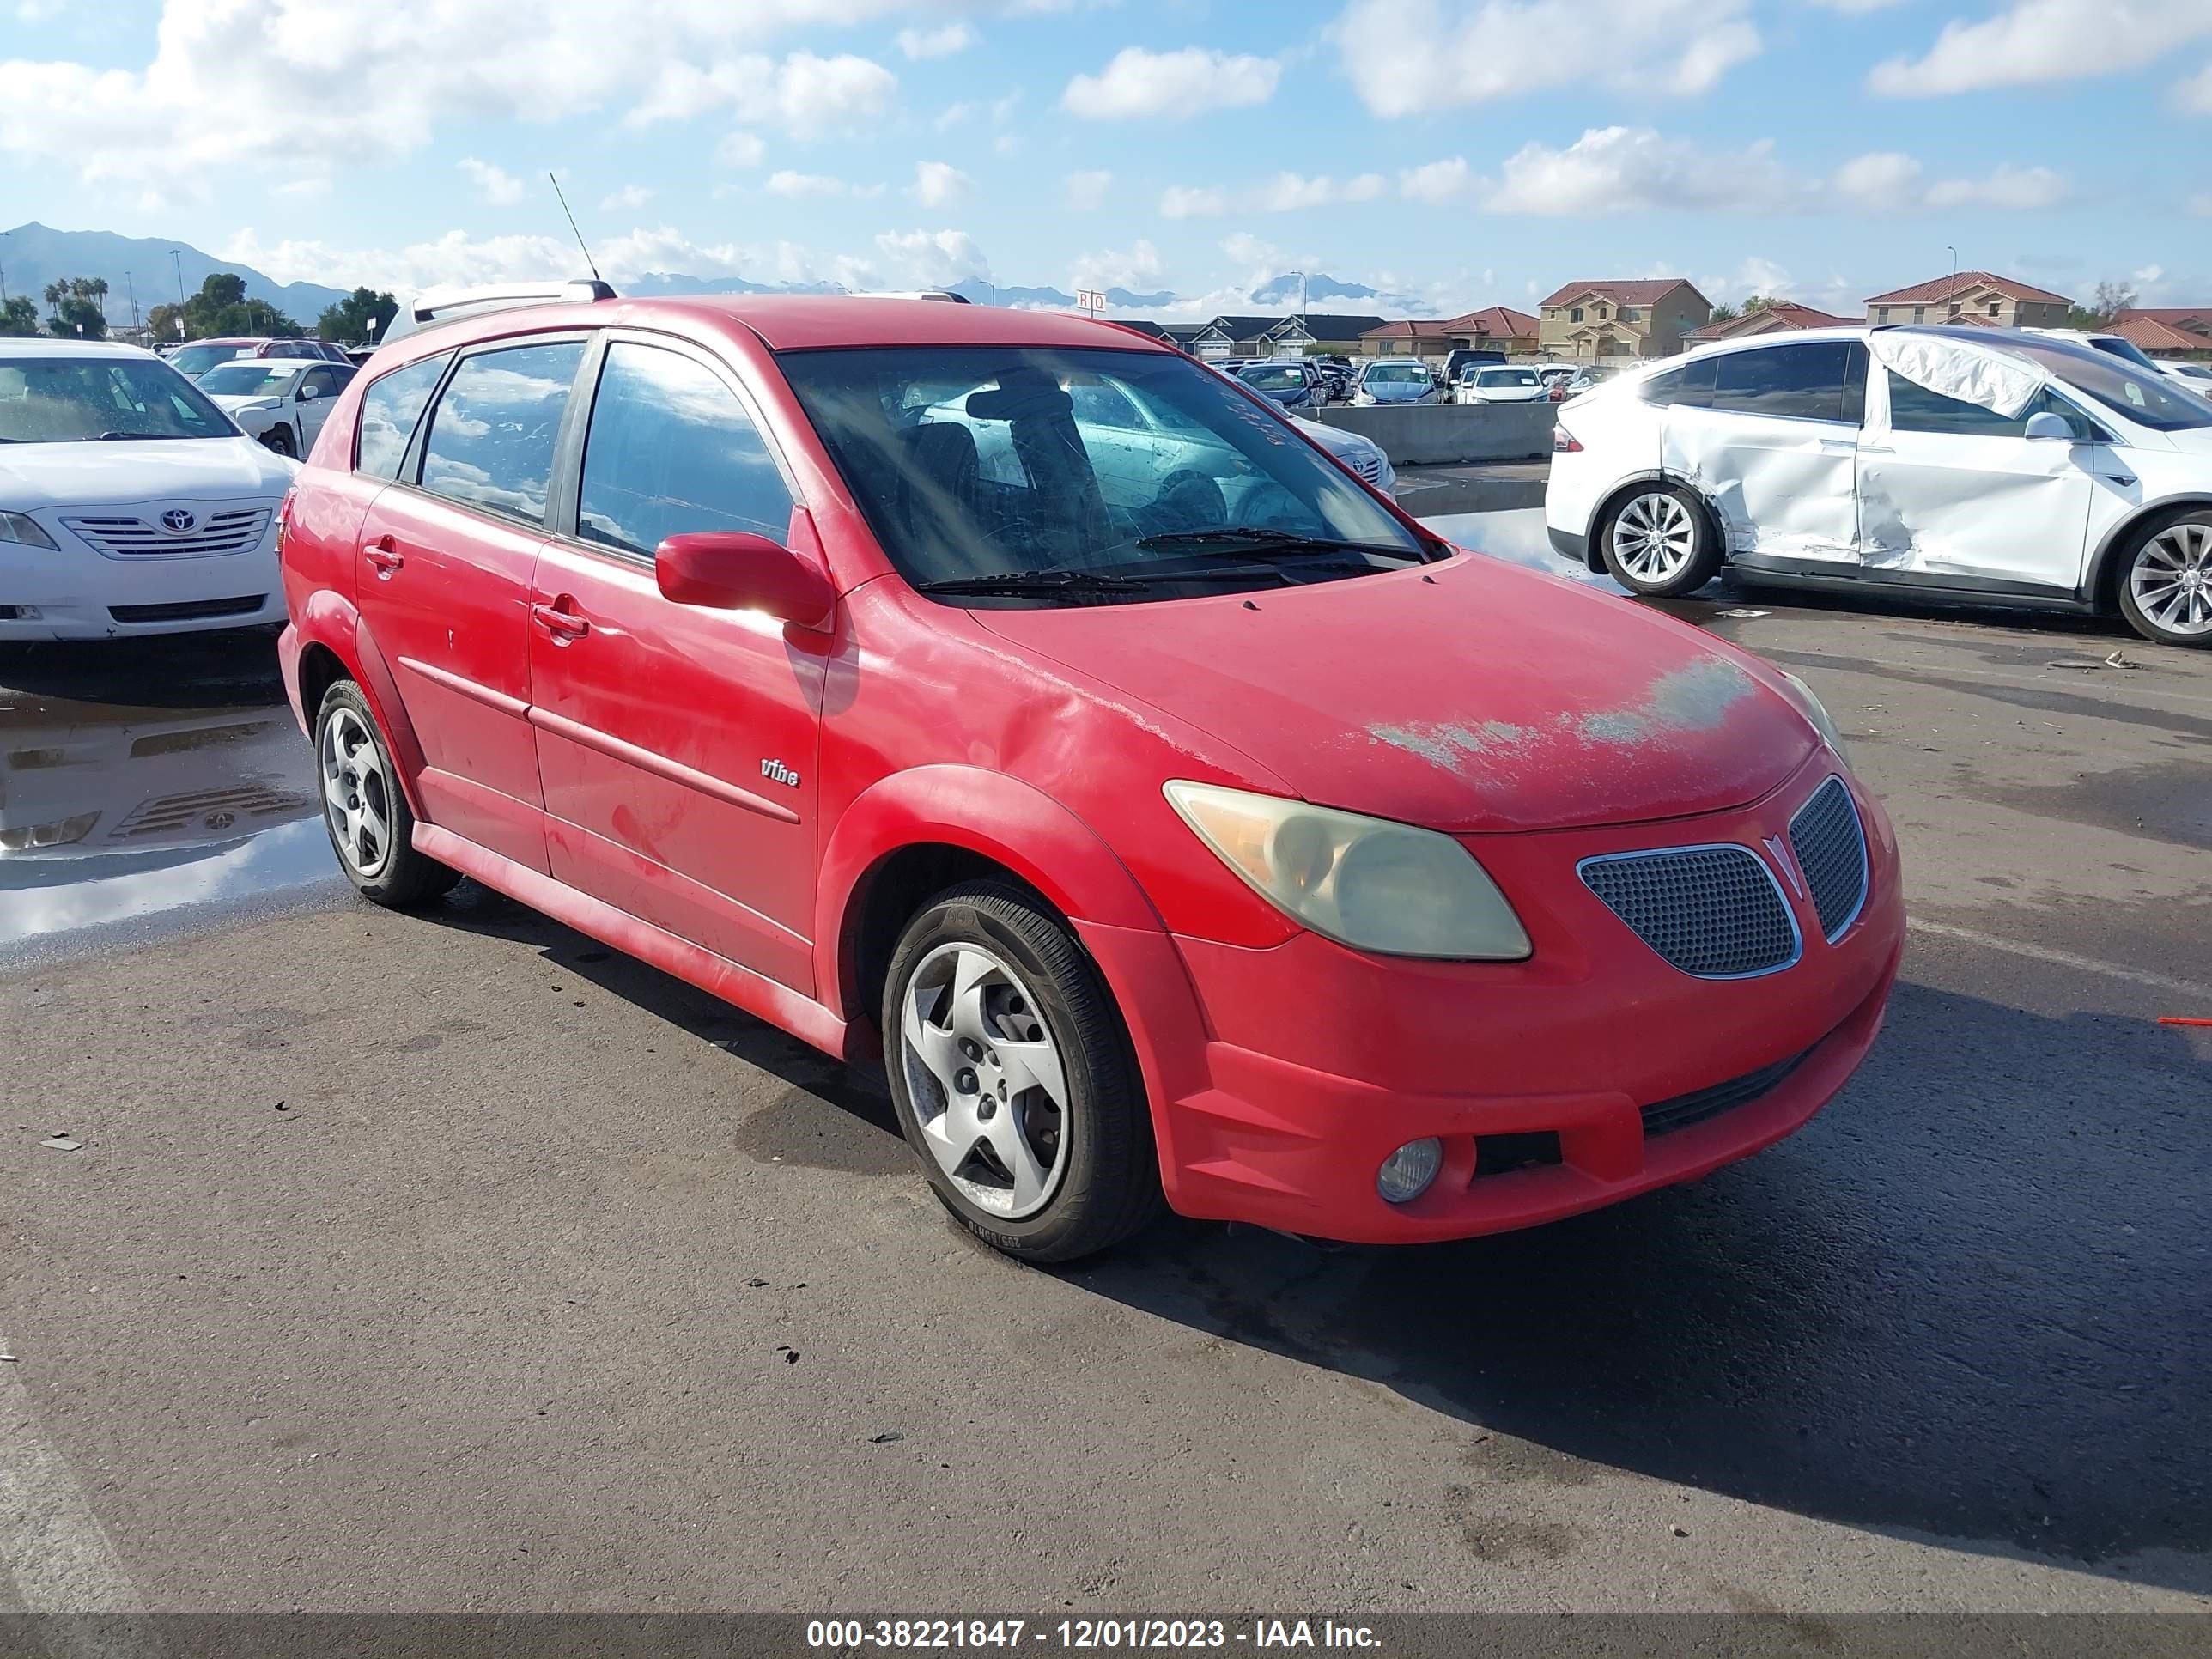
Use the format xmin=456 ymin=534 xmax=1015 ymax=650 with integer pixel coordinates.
xmin=1363 ymin=363 xmax=1430 ymax=385
xmin=1480 ymin=369 xmax=1537 ymax=386
xmin=778 ymin=345 xmax=1427 ymax=605
xmin=198 ymin=363 xmax=298 ymax=398
xmin=1238 ymin=364 xmax=1306 ymax=392
xmin=170 ymin=343 xmax=253 ymax=378
xmin=0 ymin=356 xmax=236 ymax=443
xmin=1997 ymin=338 xmax=2212 ymax=431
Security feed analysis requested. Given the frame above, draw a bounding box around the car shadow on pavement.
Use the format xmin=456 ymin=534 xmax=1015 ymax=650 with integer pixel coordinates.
xmin=412 ymin=878 xmax=2209 ymax=1591
xmin=0 ymin=629 xmax=289 ymax=711
xmin=1072 ymin=978 xmax=2210 ymax=1591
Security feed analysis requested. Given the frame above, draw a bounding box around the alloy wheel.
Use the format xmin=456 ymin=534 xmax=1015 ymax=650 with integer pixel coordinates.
xmin=899 ymin=941 xmax=1071 ymax=1219
xmin=319 ymin=707 xmax=394 ymax=878
xmin=2132 ymin=523 xmax=2212 ymax=637
xmin=1612 ymin=493 xmax=1698 ymax=584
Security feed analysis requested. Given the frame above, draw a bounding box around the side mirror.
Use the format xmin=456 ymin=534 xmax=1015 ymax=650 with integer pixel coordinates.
xmin=298 ymin=383 xmax=319 ymax=402
xmin=2023 ymin=410 xmax=2075 ymax=441
xmin=656 ymin=532 xmax=836 ymax=629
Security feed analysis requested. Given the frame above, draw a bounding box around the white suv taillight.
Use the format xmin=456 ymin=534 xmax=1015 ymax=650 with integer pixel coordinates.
xmin=1553 ymin=426 xmax=1584 ymax=453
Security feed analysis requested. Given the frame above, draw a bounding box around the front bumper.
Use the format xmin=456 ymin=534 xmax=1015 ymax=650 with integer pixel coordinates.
xmin=1079 ymin=754 xmax=1904 ymax=1245
xmin=0 ymin=514 xmax=283 ymax=640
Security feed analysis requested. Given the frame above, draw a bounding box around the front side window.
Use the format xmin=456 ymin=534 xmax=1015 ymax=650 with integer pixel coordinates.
xmin=0 ymin=356 xmax=233 ymax=443
xmin=1708 ymin=342 xmax=1860 ymax=422
xmin=1886 ymin=373 xmax=2100 ymax=441
xmin=778 ymin=344 xmax=1426 ymax=605
xmin=1975 ymin=339 xmax=2212 ymax=432
xmin=356 ymin=353 xmax=451 ymax=479
xmin=576 ymin=343 xmax=795 ymax=556
xmin=417 ymin=339 xmax=586 ymax=521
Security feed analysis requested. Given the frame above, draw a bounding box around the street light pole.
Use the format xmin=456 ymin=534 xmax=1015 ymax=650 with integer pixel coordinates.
xmin=171 ymin=249 xmax=187 ymax=337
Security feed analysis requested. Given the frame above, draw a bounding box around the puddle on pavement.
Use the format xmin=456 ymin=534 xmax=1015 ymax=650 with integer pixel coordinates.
xmin=0 ymin=635 xmax=344 ymax=959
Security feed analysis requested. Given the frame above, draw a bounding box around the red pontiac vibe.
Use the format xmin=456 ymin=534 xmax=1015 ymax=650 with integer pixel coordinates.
xmin=277 ymin=292 xmax=1904 ymax=1261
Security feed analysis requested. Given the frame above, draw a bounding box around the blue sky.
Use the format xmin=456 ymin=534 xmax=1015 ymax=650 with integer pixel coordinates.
xmin=3 ymin=0 xmax=2209 ymax=317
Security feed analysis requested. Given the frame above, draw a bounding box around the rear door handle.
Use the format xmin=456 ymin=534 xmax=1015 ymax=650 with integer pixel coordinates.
xmin=532 ymin=599 xmax=591 ymax=641
xmin=365 ymin=537 xmax=404 ymax=576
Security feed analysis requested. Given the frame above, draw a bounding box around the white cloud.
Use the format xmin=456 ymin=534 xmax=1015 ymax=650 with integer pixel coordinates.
xmin=718 ymin=131 xmax=768 ymax=168
xmin=216 ymin=223 xmax=754 ymax=295
xmin=630 ymin=51 xmax=897 ymax=135
xmin=1835 ymin=150 xmax=2071 ymax=211
xmin=600 ymin=184 xmax=655 ymax=210
xmin=1806 ymin=0 xmax=1908 ymax=10
xmin=765 ymin=170 xmax=881 ymax=198
xmin=1331 ymin=0 xmax=1759 ymax=116
xmin=1870 ymin=0 xmax=2212 ymax=96
xmin=1924 ymin=164 xmax=2070 ymax=210
xmin=934 ymin=100 xmax=975 ymax=129
xmin=1398 ymin=157 xmax=1474 ymax=204
xmin=1072 ymin=240 xmax=1164 ymax=293
xmin=1253 ymin=171 xmax=1387 ymax=211
xmin=1061 ymin=46 xmax=1280 ymax=119
xmin=874 ymin=228 xmax=990 ymax=287
xmin=1159 ymin=185 xmax=1227 ymax=219
xmin=1064 ymin=169 xmax=1112 ymax=210
xmin=897 ymin=22 xmax=974 ymax=58
xmin=1483 ymin=126 xmax=1797 ymax=215
xmin=458 ymin=156 xmax=526 ymax=205
xmin=0 ymin=3 xmax=923 ymax=184
xmin=1220 ymin=233 xmax=1281 ymax=272
xmin=912 ymin=160 xmax=973 ymax=206
xmin=2174 ymin=60 xmax=2212 ymax=112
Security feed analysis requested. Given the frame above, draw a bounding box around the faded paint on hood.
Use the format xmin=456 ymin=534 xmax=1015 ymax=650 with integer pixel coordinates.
xmin=0 ymin=436 xmax=295 ymax=512
xmin=975 ymin=553 xmax=1819 ymax=834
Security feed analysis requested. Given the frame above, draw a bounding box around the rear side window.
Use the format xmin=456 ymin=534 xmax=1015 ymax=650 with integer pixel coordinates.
xmin=1638 ymin=354 xmax=1717 ymax=409
xmin=576 ymin=342 xmax=794 ymax=556
xmin=417 ymin=339 xmax=586 ymax=523
xmin=1709 ymin=343 xmax=1858 ymax=422
xmin=356 ymin=354 xmax=451 ymax=478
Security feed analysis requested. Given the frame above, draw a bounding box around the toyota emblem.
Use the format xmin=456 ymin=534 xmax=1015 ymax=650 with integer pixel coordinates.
xmin=160 ymin=509 xmax=198 ymax=533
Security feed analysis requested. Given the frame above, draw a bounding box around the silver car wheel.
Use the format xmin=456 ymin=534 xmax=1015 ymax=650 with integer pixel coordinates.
xmin=1611 ymin=491 xmax=1698 ymax=583
xmin=900 ymin=941 xmax=1070 ymax=1219
xmin=319 ymin=706 xmax=394 ymax=879
xmin=2132 ymin=523 xmax=2212 ymax=637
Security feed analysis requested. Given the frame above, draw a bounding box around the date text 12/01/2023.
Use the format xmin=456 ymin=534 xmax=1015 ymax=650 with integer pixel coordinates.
xmin=805 ymin=1620 xmax=1383 ymax=1650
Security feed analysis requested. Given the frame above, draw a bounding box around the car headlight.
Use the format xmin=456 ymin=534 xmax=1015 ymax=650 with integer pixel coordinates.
xmin=1352 ymin=391 xmax=1375 ymax=405
xmin=1778 ymin=671 xmax=1847 ymax=759
xmin=1164 ymin=781 xmax=1532 ymax=960
xmin=0 ymin=511 xmax=58 ymax=550
xmin=0 ymin=811 xmax=98 ymax=852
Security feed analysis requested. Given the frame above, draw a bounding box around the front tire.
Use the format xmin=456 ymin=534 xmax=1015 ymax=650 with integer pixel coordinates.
xmin=262 ymin=427 xmax=295 ymax=458
xmin=1598 ymin=483 xmax=1722 ymax=597
xmin=883 ymin=881 xmax=1161 ymax=1263
xmin=314 ymin=680 xmax=459 ymax=907
xmin=2116 ymin=512 xmax=2212 ymax=648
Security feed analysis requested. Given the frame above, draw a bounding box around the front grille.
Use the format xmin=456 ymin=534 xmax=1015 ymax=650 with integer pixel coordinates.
xmin=1642 ymin=1048 xmax=1813 ymax=1138
xmin=64 ymin=507 xmax=270 ymax=558
xmin=1581 ymin=845 xmax=1799 ymax=979
xmin=107 ymin=595 xmax=268 ymax=623
xmin=107 ymin=784 xmax=310 ymax=841
xmin=1790 ymin=775 xmax=1869 ymax=941
xmin=1352 ymin=452 xmax=1382 ymax=483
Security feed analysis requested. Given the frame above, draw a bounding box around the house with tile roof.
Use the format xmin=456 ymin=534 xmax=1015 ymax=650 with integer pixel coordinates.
xmin=2109 ymin=307 xmax=2212 ymax=358
xmin=1684 ymin=302 xmax=1858 ymax=345
xmin=1537 ymin=280 xmax=1711 ymax=361
xmin=1863 ymin=271 xmax=2071 ymax=329
xmin=1359 ymin=306 xmax=1540 ymax=360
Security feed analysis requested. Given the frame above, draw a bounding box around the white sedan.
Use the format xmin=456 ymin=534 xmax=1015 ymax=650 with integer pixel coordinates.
xmin=0 ymin=339 xmax=297 ymax=640
xmin=2159 ymin=361 xmax=2212 ymax=388
xmin=1545 ymin=324 xmax=2212 ymax=647
xmin=198 ymin=357 xmax=356 ymax=459
xmin=1453 ymin=366 xmax=1547 ymax=404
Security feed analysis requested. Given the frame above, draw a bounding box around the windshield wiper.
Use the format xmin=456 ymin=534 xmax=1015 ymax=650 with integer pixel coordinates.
xmin=1135 ymin=525 xmax=1428 ymax=562
xmin=97 ymin=430 xmax=190 ymax=441
xmin=914 ymin=568 xmax=1153 ymax=597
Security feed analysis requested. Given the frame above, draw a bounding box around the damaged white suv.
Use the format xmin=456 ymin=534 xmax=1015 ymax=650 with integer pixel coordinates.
xmin=1545 ymin=325 xmax=2212 ymax=647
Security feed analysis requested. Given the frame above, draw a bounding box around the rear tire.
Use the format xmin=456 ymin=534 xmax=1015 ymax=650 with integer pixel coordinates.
xmin=1597 ymin=483 xmax=1722 ymax=597
xmin=313 ymin=680 xmax=459 ymax=908
xmin=2115 ymin=511 xmax=2212 ymax=648
xmin=882 ymin=880 xmax=1161 ymax=1263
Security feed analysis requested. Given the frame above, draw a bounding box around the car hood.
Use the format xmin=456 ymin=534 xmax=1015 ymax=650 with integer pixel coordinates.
xmin=1364 ymin=383 xmax=1431 ymax=401
xmin=0 ymin=437 xmax=295 ymax=509
xmin=207 ymin=392 xmax=278 ymax=411
xmin=975 ymin=553 xmax=1820 ymax=834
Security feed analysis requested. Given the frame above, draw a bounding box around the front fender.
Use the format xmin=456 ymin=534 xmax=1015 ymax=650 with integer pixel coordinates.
xmin=814 ymin=765 xmax=1168 ymax=1024
xmin=286 ymin=588 xmax=432 ymax=819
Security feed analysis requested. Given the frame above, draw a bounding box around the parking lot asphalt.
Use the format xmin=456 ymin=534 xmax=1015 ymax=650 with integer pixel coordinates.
xmin=2 ymin=514 xmax=2207 ymax=1614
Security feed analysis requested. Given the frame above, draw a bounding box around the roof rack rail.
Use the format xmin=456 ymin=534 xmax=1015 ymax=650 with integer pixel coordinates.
xmin=382 ymin=278 xmax=618 ymax=344
xmin=845 ymin=289 xmax=972 ymax=304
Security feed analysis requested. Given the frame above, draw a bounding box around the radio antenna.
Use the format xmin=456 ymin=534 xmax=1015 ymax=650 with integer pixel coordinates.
xmin=549 ymin=171 xmax=604 ymax=285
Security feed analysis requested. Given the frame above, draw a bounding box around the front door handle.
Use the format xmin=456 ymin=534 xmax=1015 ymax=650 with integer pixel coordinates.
xmin=532 ymin=599 xmax=591 ymax=641
xmin=365 ymin=538 xmax=404 ymax=576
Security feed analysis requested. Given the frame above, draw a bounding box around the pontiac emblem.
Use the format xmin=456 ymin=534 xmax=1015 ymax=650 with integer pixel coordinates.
xmin=1762 ymin=834 xmax=1805 ymax=900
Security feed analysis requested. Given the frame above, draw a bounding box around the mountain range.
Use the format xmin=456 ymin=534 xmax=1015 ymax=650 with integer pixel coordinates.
xmin=3 ymin=221 xmax=1416 ymax=330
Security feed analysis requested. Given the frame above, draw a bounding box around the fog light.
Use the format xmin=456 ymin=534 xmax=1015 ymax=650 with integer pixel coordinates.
xmin=1376 ymin=1138 xmax=1443 ymax=1205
